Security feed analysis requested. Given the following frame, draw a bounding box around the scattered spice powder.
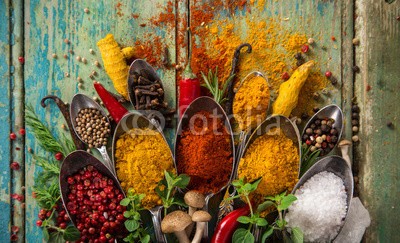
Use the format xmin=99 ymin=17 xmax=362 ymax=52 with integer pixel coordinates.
xmin=115 ymin=128 xmax=174 ymax=209
xmin=238 ymin=128 xmax=299 ymax=204
xmin=177 ymin=111 xmax=233 ymax=195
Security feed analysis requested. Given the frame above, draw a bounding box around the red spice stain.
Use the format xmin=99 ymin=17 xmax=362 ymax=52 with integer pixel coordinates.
xmin=131 ymin=13 xmax=139 ymax=19
xmin=150 ymin=1 xmax=175 ymax=27
xmin=115 ymin=2 xmax=123 ymax=17
xmin=366 ymin=85 xmax=372 ymax=92
xmin=134 ymin=37 xmax=164 ymax=67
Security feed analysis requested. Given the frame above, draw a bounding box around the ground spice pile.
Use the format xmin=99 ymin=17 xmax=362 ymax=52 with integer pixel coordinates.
xmin=115 ymin=128 xmax=174 ymax=209
xmin=238 ymin=128 xmax=299 ymax=203
xmin=176 ymin=111 xmax=233 ymax=195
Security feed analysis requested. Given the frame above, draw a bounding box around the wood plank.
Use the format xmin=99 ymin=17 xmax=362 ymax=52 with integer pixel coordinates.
xmin=0 ymin=0 xmax=12 ymax=242
xmin=354 ymin=0 xmax=400 ymax=241
xmin=24 ymin=0 xmax=176 ymax=240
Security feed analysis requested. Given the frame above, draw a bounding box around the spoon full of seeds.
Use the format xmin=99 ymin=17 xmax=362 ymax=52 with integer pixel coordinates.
xmin=70 ymin=94 xmax=115 ymax=175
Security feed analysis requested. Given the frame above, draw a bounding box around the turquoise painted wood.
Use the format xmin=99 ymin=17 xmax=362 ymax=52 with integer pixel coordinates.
xmin=0 ymin=0 xmax=12 ymax=242
xmin=1 ymin=0 xmax=399 ymax=242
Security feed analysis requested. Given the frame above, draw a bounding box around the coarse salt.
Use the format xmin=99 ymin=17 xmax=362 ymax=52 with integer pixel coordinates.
xmin=285 ymin=171 xmax=347 ymax=242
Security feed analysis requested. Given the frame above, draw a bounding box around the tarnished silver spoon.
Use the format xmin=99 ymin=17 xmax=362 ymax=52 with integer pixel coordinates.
xmin=238 ymin=115 xmax=302 ymax=241
xmin=287 ymin=155 xmax=354 ymax=241
xmin=70 ymin=94 xmax=115 ymax=175
xmin=174 ymin=96 xmax=236 ymax=241
xmin=59 ymin=150 xmax=124 ymax=227
xmin=127 ymin=59 xmax=165 ymax=110
xmin=112 ymin=112 xmax=174 ymax=243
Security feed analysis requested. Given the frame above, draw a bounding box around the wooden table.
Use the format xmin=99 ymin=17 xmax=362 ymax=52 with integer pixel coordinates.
xmin=0 ymin=0 xmax=399 ymax=242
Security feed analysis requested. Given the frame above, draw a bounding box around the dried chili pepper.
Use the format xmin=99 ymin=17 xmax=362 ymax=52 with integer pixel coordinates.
xmin=178 ymin=62 xmax=200 ymax=117
xmin=225 ymin=43 xmax=252 ymax=116
xmin=93 ymin=81 xmax=128 ymax=124
xmin=211 ymin=205 xmax=250 ymax=243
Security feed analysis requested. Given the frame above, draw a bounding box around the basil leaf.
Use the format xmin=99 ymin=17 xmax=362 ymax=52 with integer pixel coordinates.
xmin=120 ymin=198 xmax=131 ymax=206
xmin=232 ymin=228 xmax=255 ymax=243
xmin=125 ymin=219 xmax=140 ymax=232
xmin=255 ymin=218 xmax=268 ymax=227
xmin=261 ymin=226 xmax=274 ymax=243
xmin=237 ymin=216 xmax=252 ymax=224
xmin=257 ymin=201 xmax=274 ymax=213
xmin=291 ymin=227 xmax=304 ymax=243
xmin=63 ymin=226 xmax=80 ymax=241
xmin=278 ymin=194 xmax=297 ymax=211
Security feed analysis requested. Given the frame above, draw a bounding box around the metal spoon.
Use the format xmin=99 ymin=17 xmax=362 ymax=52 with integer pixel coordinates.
xmin=127 ymin=59 xmax=165 ymax=110
xmin=237 ymin=115 xmax=301 ymax=242
xmin=70 ymin=94 xmax=115 ymax=175
xmin=112 ymin=112 xmax=174 ymax=243
xmin=287 ymin=155 xmax=354 ymax=241
xmin=174 ymin=96 xmax=236 ymax=241
xmin=59 ymin=150 xmax=125 ymax=227
xmin=301 ymin=104 xmax=344 ymax=159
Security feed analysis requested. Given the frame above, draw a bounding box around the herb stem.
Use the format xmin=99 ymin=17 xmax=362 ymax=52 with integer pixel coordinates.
xmin=245 ymin=195 xmax=254 ymax=217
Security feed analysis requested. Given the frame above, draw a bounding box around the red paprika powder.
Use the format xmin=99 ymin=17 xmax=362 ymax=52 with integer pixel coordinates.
xmin=176 ymin=111 xmax=233 ymax=195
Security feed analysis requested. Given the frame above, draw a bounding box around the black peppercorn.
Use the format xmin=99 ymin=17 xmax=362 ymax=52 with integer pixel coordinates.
xmin=330 ymin=77 xmax=338 ymax=85
xmin=315 ymin=119 xmax=321 ymax=126
xmin=313 ymin=107 xmax=320 ymax=113
xmin=302 ymin=134 xmax=309 ymax=141
xmin=352 ymin=105 xmax=360 ymax=113
xmin=321 ymin=124 xmax=329 ymax=133
xmin=306 ymin=128 xmax=313 ymax=135
xmin=352 ymin=119 xmax=359 ymax=126
xmin=301 ymin=113 xmax=309 ymax=120
xmin=387 ymin=121 xmax=394 ymax=128
xmin=310 ymin=124 xmax=316 ymax=129
xmin=352 ymin=65 xmax=360 ymax=73
xmin=330 ymin=128 xmax=338 ymax=135
xmin=296 ymin=59 xmax=305 ymax=66
xmin=294 ymin=52 xmax=302 ymax=60
xmin=331 ymin=136 xmax=338 ymax=143
xmin=315 ymin=129 xmax=322 ymax=136
xmin=352 ymin=112 xmax=360 ymax=120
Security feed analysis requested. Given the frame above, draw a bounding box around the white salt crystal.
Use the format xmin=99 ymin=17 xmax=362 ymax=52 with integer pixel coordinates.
xmin=285 ymin=171 xmax=347 ymax=242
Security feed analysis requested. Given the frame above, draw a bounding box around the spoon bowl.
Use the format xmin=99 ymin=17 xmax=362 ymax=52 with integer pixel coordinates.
xmin=112 ymin=112 xmax=174 ymax=243
xmin=127 ymin=59 xmax=165 ymax=109
xmin=59 ymin=150 xmax=124 ymax=226
xmin=70 ymin=94 xmax=115 ymax=174
xmin=174 ymin=96 xmax=236 ymax=240
xmin=302 ymin=104 xmax=344 ymax=154
xmin=288 ymin=155 xmax=353 ymax=240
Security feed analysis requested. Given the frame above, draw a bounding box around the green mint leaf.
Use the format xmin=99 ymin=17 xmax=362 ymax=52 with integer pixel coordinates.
xmin=261 ymin=226 xmax=274 ymax=243
xmin=63 ymin=226 xmax=81 ymax=241
xmin=250 ymin=178 xmax=262 ymax=191
xmin=141 ymin=234 xmax=151 ymax=243
xmin=242 ymin=183 xmax=253 ymax=192
xmin=170 ymin=197 xmax=188 ymax=208
xmin=138 ymin=194 xmax=146 ymax=201
xmin=257 ymin=201 xmax=275 ymax=213
xmin=278 ymin=194 xmax=297 ymax=211
xmin=120 ymin=198 xmax=131 ymax=206
xmin=125 ymin=219 xmax=140 ymax=232
xmin=276 ymin=219 xmax=285 ymax=228
xmin=237 ymin=216 xmax=252 ymax=224
xmin=291 ymin=227 xmax=304 ymax=243
xmin=232 ymin=228 xmax=255 ymax=243
xmin=175 ymin=174 xmax=190 ymax=188
xmin=255 ymin=217 xmax=268 ymax=227
xmin=164 ymin=170 xmax=175 ymax=188
xmin=232 ymin=179 xmax=244 ymax=187
xmin=49 ymin=231 xmax=64 ymax=243
xmin=124 ymin=211 xmax=132 ymax=218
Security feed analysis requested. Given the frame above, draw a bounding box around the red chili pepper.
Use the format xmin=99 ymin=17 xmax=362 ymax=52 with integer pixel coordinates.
xmin=211 ymin=205 xmax=250 ymax=243
xmin=179 ymin=63 xmax=200 ymax=118
xmin=93 ymin=81 xmax=128 ymax=124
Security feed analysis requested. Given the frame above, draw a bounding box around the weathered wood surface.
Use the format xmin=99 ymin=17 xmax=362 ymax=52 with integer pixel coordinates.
xmin=0 ymin=0 xmax=398 ymax=242
xmin=355 ymin=0 xmax=400 ymax=242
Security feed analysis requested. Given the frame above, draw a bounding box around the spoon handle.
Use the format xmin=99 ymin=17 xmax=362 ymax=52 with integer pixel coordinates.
xmin=97 ymin=146 xmax=116 ymax=176
xmin=149 ymin=206 xmax=166 ymax=243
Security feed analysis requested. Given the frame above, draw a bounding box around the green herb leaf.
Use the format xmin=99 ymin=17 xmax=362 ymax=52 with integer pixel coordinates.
xmin=232 ymin=228 xmax=255 ymax=243
xmin=232 ymin=179 xmax=244 ymax=187
xmin=63 ymin=226 xmax=81 ymax=241
xmin=291 ymin=227 xmax=304 ymax=243
xmin=164 ymin=170 xmax=175 ymax=188
xmin=120 ymin=198 xmax=131 ymax=206
xmin=175 ymin=174 xmax=190 ymax=188
xmin=170 ymin=197 xmax=187 ymax=208
xmin=255 ymin=218 xmax=268 ymax=227
xmin=125 ymin=219 xmax=140 ymax=232
xmin=237 ymin=216 xmax=252 ymax=224
xmin=277 ymin=194 xmax=297 ymax=211
xmin=141 ymin=234 xmax=151 ymax=243
xmin=124 ymin=211 xmax=132 ymax=218
xmin=49 ymin=231 xmax=64 ymax=243
xmin=43 ymin=227 xmax=49 ymax=241
xmin=257 ymin=201 xmax=275 ymax=213
xmin=261 ymin=226 xmax=274 ymax=243
xmin=250 ymin=178 xmax=262 ymax=191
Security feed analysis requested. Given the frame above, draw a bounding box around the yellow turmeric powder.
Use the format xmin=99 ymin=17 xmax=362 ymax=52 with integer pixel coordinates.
xmin=233 ymin=75 xmax=270 ymax=131
xmin=238 ymin=128 xmax=299 ymax=203
xmin=115 ymin=128 xmax=174 ymax=209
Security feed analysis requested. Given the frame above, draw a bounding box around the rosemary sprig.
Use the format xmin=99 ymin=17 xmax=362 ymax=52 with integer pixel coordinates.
xmin=26 ymin=104 xmax=70 ymax=154
xmin=201 ymin=67 xmax=234 ymax=104
xmin=300 ymin=144 xmax=321 ymax=176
